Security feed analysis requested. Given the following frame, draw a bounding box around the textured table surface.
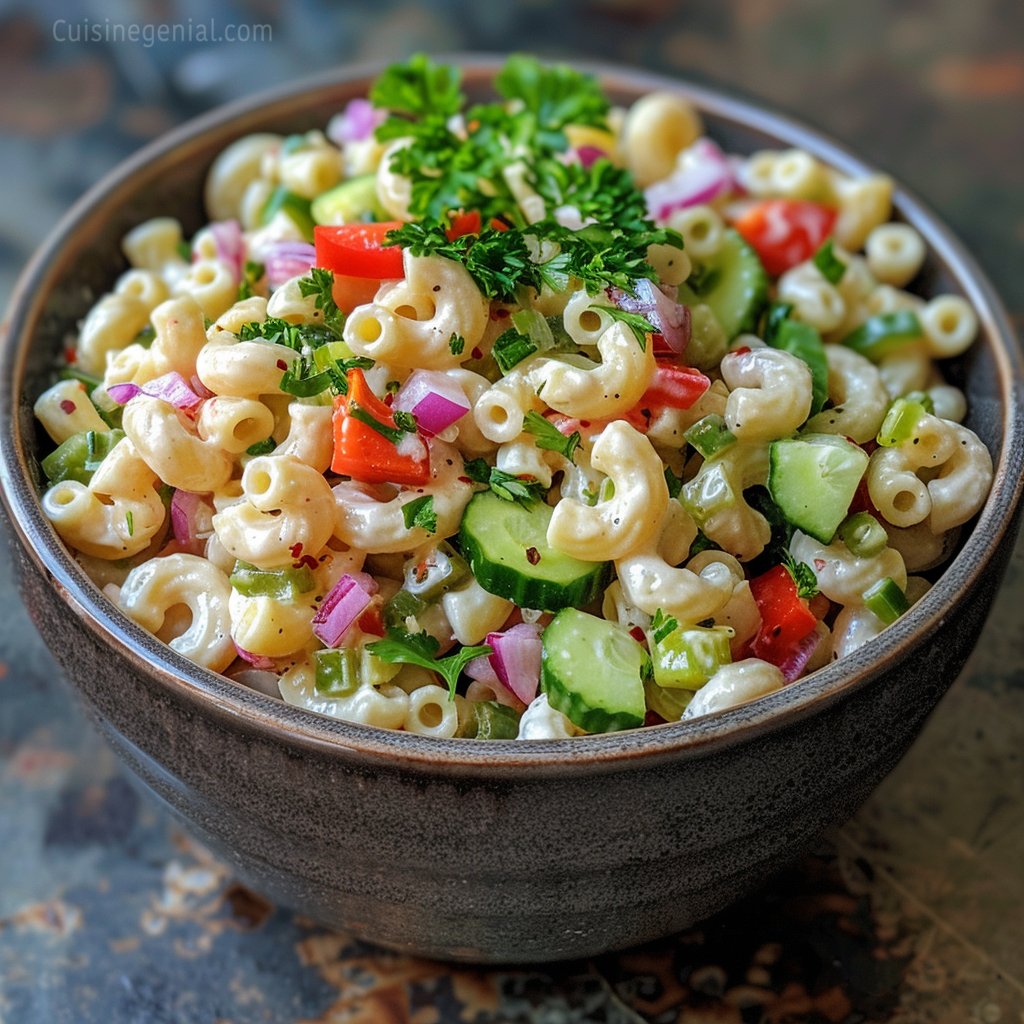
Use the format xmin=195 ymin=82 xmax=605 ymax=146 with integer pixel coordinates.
xmin=1 ymin=1 xmax=1022 ymax=1021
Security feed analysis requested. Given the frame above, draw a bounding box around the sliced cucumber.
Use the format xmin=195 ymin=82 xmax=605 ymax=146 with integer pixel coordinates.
xmin=649 ymin=624 xmax=732 ymax=690
xmin=841 ymin=311 xmax=923 ymax=362
xmin=644 ymin=677 xmax=694 ymax=722
xmin=768 ymin=434 xmax=869 ymax=544
xmin=459 ymin=491 xmax=611 ymax=612
xmin=676 ymin=228 xmax=769 ymax=340
xmin=541 ymin=609 xmax=646 ymax=733
xmin=311 ymin=174 xmax=387 ymax=225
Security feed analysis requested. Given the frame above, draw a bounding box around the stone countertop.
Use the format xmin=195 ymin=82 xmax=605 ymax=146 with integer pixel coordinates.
xmin=1 ymin=1 xmax=1021 ymax=1021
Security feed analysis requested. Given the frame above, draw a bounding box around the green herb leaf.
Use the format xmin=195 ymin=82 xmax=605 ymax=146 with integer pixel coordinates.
xmin=522 ymin=410 xmax=580 ymax=463
xmin=813 ymin=237 xmax=846 ymax=285
xmin=492 ymin=328 xmax=539 ymax=374
xmin=176 ymin=240 xmax=192 ymax=262
xmin=125 ymin=510 xmax=134 ymax=536
xmin=238 ymin=260 xmax=265 ymax=301
xmin=370 ymin=53 xmax=464 ymax=123
xmin=783 ymin=551 xmax=820 ymax=600
xmin=297 ymin=267 xmax=344 ymax=337
xmin=664 ymin=465 xmax=683 ymax=500
xmin=402 ymin=495 xmax=437 ymax=533
xmin=488 ymin=468 xmax=547 ymax=508
xmin=650 ymin=608 xmax=679 ymax=645
xmin=592 ymin=305 xmax=655 ymax=350
xmin=448 ymin=334 xmax=466 ymax=355
xmin=348 ymin=405 xmax=406 ymax=445
xmin=246 ymin=437 xmax=277 ymax=457
xmin=366 ymin=628 xmax=492 ymax=699
xmin=462 ymin=458 xmax=491 ymax=484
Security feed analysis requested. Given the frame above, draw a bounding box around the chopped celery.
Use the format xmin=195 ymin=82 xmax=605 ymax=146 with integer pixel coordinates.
xmin=837 ymin=511 xmax=888 ymax=558
xmin=511 ymin=308 xmax=555 ymax=350
xmin=841 ymin=311 xmax=923 ymax=362
xmin=877 ymin=397 xmax=929 ymax=447
xmin=648 ymin=624 xmax=733 ymax=690
xmin=644 ymin=677 xmax=694 ymax=721
xmin=229 ymin=561 xmax=316 ymax=602
xmin=862 ymin=576 xmax=910 ymax=624
xmin=458 ymin=701 xmax=522 ymax=739
xmin=404 ymin=542 xmax=470 ymax=601
xmin=41 ymin=429 xmax=125 ymax=486
xmin=684 ymin=414 xmax=737 ymax=460
xmin=314 ymin=648 xmax=361 ymax=696
xmin=261 ymin=186 xmax=316 ymax=241
xmin=679 ymin=462 xmax=738 ymax=528
xmin=313 ymin=340 xmax=357 ymax=369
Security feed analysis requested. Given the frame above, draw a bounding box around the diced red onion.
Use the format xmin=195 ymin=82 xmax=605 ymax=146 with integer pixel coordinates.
xmin=312 ymin=573 xmax=375 ymax=648
xmin=465 ymin=655 xmax=500 ymax=685
xmin=609 ymin=279 xmax=692 ymax=355
xmin=261 ymin=241 xmax=317 ymax=290
xmin=779 ymin=630 xmax=821 ymax=683
xmin=190 ymin=375 xmax=215 ymax=400
xmin=234 ymin=642 xmax=275 ymax=670
xmin=394 ymin=371 xmax=470 ymax=437
xmin=326 ymin=98 xmax=385 ymax=145
xmin=576 ymin=145 xmax=605 ymax=169
xmin=210 ymin=219 xmax=244 ymax=282
xmin=644 ymin=138 xmax=734 ymax=222
xmin=485 ymin=623 xmax=543 ymax=705
xmin=107 ymin=372 xmax=204 ymax=413
xmin=170 ymin=489 xmax=205 ymax=555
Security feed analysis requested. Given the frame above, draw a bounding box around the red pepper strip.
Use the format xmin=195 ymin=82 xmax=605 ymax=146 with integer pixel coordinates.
xmin=747 ymin=564 xmax=818 ymax=667
xmin=446 ymin=210 xmax=481 ymax=238
xmin=330 ymin=273 xmax=384 ymax=314
xmin=640 ymin=360 xmax=711 ymax=410
xmin=315 ymin=222 xmax=405 ymax=279
xmin=732 ymin=199 xmax=837 ymax=277
xmin=331 ymin=369 xmax=430 ymax=485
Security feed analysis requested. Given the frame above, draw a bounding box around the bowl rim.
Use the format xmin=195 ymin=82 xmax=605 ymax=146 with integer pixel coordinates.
xmin=2 ymin=54 xmax=1023 ymax=774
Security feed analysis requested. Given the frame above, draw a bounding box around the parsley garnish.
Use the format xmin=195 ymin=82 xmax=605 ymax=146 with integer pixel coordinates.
xmin=385 ymin=379 xmax=401 ymax=395
xmin=762 ymin=301 xmax=793 ymax=347
xmin=366 ymin=628 xmax=492 ymax=699
xmin=492 ymin=328 xmax=539 ymax=374
xmin=783 ymin=551 xmax=820 ymax=600
xmin=393 ymin=409 xmax=418 ymax=434
xmin=246 ymin=438 xmax=277 ymax=457
xmin=402 ymin=495 xmax=437 ymax=533
xmin=371 ymin=53 xmax=464 ymax=123
xmin=650 ymin=608 xmax=678 ymax=645
xmin=488 ymin=468 xmax=547 ymax=508
xmin=297 ymin=267 xmax=344 ymax=337
xmin=522 ymin=410 xmax=580 ymax=463
xmin=812 ymin=238 xmax=846 ymax=285
xmin=348 ymin=405 xmax=407 ymax=445
xmin=592 ymin=305 xmax=655 ymax=351
xmin=462 ymin=458 xmax=491 ymax=484
xmin=125 ymin=510 xmax=134 ymax=536
xmin=448 ymin=334 xmax=466 ymax=356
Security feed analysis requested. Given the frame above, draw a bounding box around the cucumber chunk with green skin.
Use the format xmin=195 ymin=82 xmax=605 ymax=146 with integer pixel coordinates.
xmin=459 ymin=491 xmax=611 ymax=612
xmin=644 ymin=677 xmax=694 ymax=722
xmin=311 ymin=175 xmax=387 ymax=225
xmin=841 ymin=311 xmax=923 ymax=361
xmin=676 ymin=228 xmax=769 ymax=340
xmin=649 ymin=624 xmax=733 ymax=690
xmin=261 ymin=186 xmax=316 ymax=241
xmin=541 ymin=609 xmax=646 ymax=733
xmin=768 ymin=434 xmax=869 ymax=544
xmin=458 ymin=701 xmax=522 ymax=739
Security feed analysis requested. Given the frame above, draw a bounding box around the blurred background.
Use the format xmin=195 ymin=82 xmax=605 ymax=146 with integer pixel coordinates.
xmin=1 ymin=1 xmax=1022 ymax=1022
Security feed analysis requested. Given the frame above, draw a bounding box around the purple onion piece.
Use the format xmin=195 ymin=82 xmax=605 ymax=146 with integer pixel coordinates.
xmin=485 ymin=623 xmax=543 ymax=705
xmin=312 ymin=574 xmax=374 ymax=648
xmin=779 ymin=630 xmax=822 ymax=683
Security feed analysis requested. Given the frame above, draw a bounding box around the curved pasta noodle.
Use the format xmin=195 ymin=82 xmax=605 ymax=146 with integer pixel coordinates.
xmin=118 ymin=553 xmax=235 ymax=671
xmin=804 ymin=345 xmax=889 ymax=444
xmin=720 ymin=347 xmax=813 ymax=442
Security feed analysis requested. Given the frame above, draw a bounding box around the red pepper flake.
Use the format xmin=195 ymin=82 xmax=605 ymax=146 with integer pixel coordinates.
xmin=471 ymin=347 xmax=483 ymax=360
xmin=292 ymin=554 xmax=319 ymax=571
xmin=629 ymin=626 xmax=646 ymax=643
xmin=814 ymin=558 xmax=826 ymax=571
xmin=64 ymin=345 xmax=78 ymax=365
xmin=60 ymin=399 xmax=76 ymax=414
xmin=579 ymin=420 xmax=590 ymax=428
xmin=457 ymin=476 xmax=472 ymax=484
xmin=732 ymin=346 xmax=751 ymax=357
xmin=490 ymin=308 xmax=511 ymax=321
xmin=289 ymin=542 xmax=303 ymax=559
xmin=384 ymin=392 xmax=394 ymax=406
xmin=525 ymin=546 xmax=540 ymax=566
xmin=276 ymin=359 xmax=288 ymax=371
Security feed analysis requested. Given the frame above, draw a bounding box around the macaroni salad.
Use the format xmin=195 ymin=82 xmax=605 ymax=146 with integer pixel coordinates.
xmin=34 ymin=54 xmax=993 ymax=739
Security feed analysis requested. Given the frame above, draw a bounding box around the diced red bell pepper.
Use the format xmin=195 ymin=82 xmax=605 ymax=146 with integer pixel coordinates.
xmin=641 ymin=360 xmax=711 ymax=410
xmin=330 ymin=273 xmax=384 ymax=314
xmin=732 ymin=199 xmax=837 ymax=277
xmin=332 ymin=369 xmax=430 ymax=486
xmin=446 ymin=210 xmax=481 ymax=238
xmin=748 ymin=563 xmax=818 ymax=666
xmin=315 ymin=222 xmax=406 ymax=279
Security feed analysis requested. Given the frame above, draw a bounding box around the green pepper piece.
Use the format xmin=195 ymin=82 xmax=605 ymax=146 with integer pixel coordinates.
xmin=876 ymin=397 xmax=930 ymax=447
xmin=648 ymin=624 xmax=733 ymax=690
xmin=836 ymin=511 xmax=888 ymax=559
xmin=684 ymin=414 xmax=737 ymax=460
xmin=382 ymin=588 xmax=429 ymax=633
xmin=41 ymin=428 xmax=125 ymax=486
xmin=229 ymin=561 xmax=317 ymax=602
xmin=313 ymin=648 xmax=362 ymax=696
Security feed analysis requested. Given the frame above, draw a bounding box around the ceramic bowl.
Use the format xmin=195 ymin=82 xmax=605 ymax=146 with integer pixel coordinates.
xmin=2 ymin=57 xmax=1022 ymax=964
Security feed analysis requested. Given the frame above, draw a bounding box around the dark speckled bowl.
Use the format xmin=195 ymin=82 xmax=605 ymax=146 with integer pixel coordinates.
xmin=2 ymin=57 xmax=1022 ymax=964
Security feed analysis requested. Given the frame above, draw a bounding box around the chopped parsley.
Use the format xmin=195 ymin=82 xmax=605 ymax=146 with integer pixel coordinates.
xmin=238 ymin=260 xmax=265 ymax=300
xmin=296 ymin=267 xmax=344 ymax=337
xmin=650 ymin=608 xmax=678 ymax=645
xmin=591 ymin=305 xmax=655 ymax=351
xmin=125 ymin=510 xmax=134 ymax=537
xmin=462 ymin=458 xmax=492 ymax=484
xmin=448 ymin=334 xmax=466 ymax=356
xmin=246 ymin=437 xmax=277 ymax=457
xmin=402 ymin=495 xmax=437 ymax=533
xmin=664 ymin=465 xmax=683 ymax=500
xmin=366 ymin=628 xmax=492 ymax=699
xmin=492 ymin=328 xmax=539 ymax=374
xmin=522 ymin=410 xmax=580 ymax=463
xmin=784 ymin=551 xmax=820 ymax=600
xmin=487 ymin=468 xmax=547 ymax=508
